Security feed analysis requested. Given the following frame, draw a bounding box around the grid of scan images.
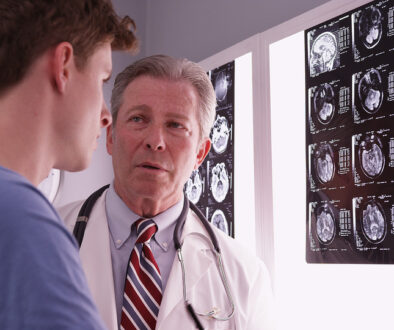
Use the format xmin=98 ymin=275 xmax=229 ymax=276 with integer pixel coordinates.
xmin=184 ymin=61 xmax=235 ymax=237
xmin=305 ymin=0 xmax=394 ymax=263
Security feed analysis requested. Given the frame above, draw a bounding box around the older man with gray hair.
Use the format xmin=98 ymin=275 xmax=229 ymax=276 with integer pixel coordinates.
xmin=59 ymin=54 xmax=275 ymax=330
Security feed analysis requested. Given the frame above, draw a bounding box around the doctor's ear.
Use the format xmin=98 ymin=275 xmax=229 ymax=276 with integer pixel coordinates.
xmin=52 ymin=42 xmax=74 ymax=94
xmin=194 ymin=138 xmax=211 ymax=170
xmin=106 ymin=124 xmax=114 ymax=155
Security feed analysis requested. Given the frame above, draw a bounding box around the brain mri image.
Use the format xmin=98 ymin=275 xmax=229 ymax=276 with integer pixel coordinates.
xmin=358 ymin=134 xmax=385 ymax=179
xmin=358 ymin=6 xmax=382 ymax=49
xmin=211 ymin=115 xmax=230 ymax=154
xmin=211 ymin=209 xmax=228 ymax=235
xmin=210 ymin=162 xmax=229 ymax=203
xmin=316 ymin=204 xmax=336 ymax=244
xmin=314 ymin=83 xmax=335 ymax=124
xmin=214 ymin=71 xmax=230 ymax=103
xmin=185 ymin=170 xmax=203 ymax=204
xmin=314 ymin=143 xmax=335 ymax=184
xmin=358 ymin=68 xmax=383 ymax=114
xmin=361 ymin=200 xmax=386 ymax=243
xmin=310 ymin=32 xmax=338 ymax=75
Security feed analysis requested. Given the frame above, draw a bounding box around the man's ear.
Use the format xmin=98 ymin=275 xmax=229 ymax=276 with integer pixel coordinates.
xmin=106 ymin=124 xmax=114 ymax=155
xmin=52 ymin=42 xmax=74 ymax=94
xmin=194 ymin=138 xmax=211 ymax=170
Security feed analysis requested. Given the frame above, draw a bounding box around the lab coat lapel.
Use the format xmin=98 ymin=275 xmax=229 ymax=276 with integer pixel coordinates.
xmin=156 ymin=210 xmax=215 ymax=328
xmin=79 ymin=192 xmax=118 ymax=330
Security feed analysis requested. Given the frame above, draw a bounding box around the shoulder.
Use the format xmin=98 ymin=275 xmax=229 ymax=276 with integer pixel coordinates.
xmin=0 ymin=167 xmax=65 ymax=234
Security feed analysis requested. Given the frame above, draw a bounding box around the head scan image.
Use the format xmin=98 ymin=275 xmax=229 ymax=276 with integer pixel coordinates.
xmin=310 ymin=31 xmax=338 ymax=75
xmin=314 ymin=83 xmax=335 ymax=124
xmin=185 ymin=169 xmax=203 ymax=204
xmin=210 ymin=162 xmax=229 ymax=203
xmin=362 ymin=200 xmax=386 ymax=243
xmin=211 ymin=115 xmax=230 ymax=154
xmin=358 ymin=68 xmax=383 ymax=114
xmin=314 ymin=143 xmax=335 ymax=184
xmin=316 ymin=204 xmax=335 ymax=244
xmin=358 ymin=6 xmax=382 ymax=49
xmin=358 ymin=134 xmax=385 ymax=179
xmin=211 ymin=209 xmax=228 ymax=235
xmin=214 ymin=71 xmax=229 ymax=103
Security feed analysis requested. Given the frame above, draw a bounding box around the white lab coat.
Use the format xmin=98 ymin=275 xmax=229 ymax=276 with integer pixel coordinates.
xmin=58 ymin=191 xmax=275 ymax=330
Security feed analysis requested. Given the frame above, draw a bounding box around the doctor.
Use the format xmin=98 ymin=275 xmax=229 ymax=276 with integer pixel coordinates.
xmin=59 ymin=55 xmax=275 ymax=330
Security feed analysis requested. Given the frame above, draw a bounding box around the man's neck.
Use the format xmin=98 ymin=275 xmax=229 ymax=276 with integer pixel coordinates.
xmin=0 ymin=75 xmax=54 ymax=186
xmin=113 ymin=182 xmax=182 ymax=218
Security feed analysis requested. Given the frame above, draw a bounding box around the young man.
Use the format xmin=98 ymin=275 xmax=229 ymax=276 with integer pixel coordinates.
xmin=60 ymin=55 xmax=275 ymax=329
xmin=0 ymin=1 xmax=137 ymax=328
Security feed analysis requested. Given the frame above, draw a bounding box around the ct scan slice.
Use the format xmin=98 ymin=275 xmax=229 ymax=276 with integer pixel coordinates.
xmin=310 ymin=31 xmax=338 ymax=75
xmin=314 ymin=83 xmax=335 ymax=125
xmin=358 ymin=6 xmax=382 ymax=49
xmin=358 ymin=68 xmax=383 ymax=115
xmin=314 ymin=143 xmax=335 ymax=184
xmin=211 ymin=115 xmax=230 ymax=154
xmin=361 ymin=200 xmax=386 ymax=243
xmin=214 ymin=71 xmax=229 ymax=103
xmin=210 ymin=162 xmax=229 ymax=203
xmin=185 ymin=169 xmax=203 ymax=204
xmin=211 ymin=209 xmax=228 ymax=235
xmin=358 ymin=133 xmax=385 ymax=179
xmin=316 ymin=204 xmax=336 ymax=245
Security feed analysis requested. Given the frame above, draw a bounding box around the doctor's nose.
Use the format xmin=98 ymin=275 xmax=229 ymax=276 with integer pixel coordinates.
xmin=100 ymin=99 xmax=112 ymax=128
xmin=145 ymin=127 xmax=165 ymax=151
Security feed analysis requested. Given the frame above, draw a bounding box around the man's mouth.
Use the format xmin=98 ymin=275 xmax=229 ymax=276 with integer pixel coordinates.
xmin=138 ymin=162 xmax=164 ymax=171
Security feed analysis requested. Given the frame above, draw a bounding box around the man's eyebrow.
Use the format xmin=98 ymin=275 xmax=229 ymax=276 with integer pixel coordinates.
xmin=125 ymin=104 xmax=151 ymax=113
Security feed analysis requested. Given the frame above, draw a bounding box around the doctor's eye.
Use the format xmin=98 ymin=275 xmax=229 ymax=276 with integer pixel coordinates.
xmin=129 ymin=115 xmax=144 ymax=123
xmin=168 ymin=121 xmax=185 ymax=129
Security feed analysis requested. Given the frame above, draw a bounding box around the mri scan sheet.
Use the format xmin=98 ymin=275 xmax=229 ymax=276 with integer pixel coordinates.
xmin=305 ymin=0 xmax=394 ymax=263
xmin=185 ymin=61 xmax=235 ymax=237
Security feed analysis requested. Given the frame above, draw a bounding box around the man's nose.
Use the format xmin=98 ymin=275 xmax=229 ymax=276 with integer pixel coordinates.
xmin=100 ymin=99 xmax=112 ymax=128
xmin=145 ymin=126 xmax=165 ymax=151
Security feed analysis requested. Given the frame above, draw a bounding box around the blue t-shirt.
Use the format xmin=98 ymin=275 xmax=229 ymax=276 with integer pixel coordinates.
xmin=0 ymin=166 xmax=106 ymax=329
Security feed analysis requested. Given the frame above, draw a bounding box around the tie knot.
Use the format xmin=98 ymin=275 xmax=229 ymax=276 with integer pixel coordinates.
xmin=135 ymin=218 xmax=157 ymax=243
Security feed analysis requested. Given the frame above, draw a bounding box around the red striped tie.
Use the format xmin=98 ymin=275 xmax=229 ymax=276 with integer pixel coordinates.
xmin=120 ymin=219 xmax=162 ymax=330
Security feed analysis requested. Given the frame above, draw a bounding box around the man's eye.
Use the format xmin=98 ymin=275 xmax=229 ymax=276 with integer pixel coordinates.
xmin=168 ymin=122 xmax=184 ymax=129
xmin=130 ymin=116 xmax=143 ymax=122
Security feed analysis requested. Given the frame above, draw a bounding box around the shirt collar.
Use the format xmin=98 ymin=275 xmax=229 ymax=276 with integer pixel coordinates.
xmin=105 ymin=183 xmax=184 ymax=249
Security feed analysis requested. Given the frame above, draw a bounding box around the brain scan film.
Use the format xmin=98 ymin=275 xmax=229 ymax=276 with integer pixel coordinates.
xmin=214 ymin=71 xmax=229 ymax=103
xmin=362 ymin=200 xmax=386 ymax=243
xmin=211 ymin=209 xmax=228 ymax=235
xmin=310 ymin=32 xmax=338 ymax=75
xmin=358 ymin=134 xmax=385 ymax=179
xmin=211 ymin=115 xmax=230 ymax=154
xmin=210 ymin=163 xmax=229 ymax=203
xmin=358 ymin=68 xmax=383 ymax=114
xmin=314 ymin=83 xmax=335 ymax=124
xmin=314 ymin=143 xmax=335 ymax=184
xmin=359 ymin=6 xmax=382 ymax=49
xmin=185 ymin=170 xmax=203 ymax=204
xmin=316 ymin=204 xmax=335 ymax=244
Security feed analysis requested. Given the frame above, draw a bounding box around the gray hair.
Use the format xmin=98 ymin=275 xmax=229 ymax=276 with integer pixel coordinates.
xmin=110 ymin=54 xmax=216 ymax=139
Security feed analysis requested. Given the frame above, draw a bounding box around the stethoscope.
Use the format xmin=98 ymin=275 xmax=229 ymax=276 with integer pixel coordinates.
xmin=73 ymin=185 xmax=235 ymax=330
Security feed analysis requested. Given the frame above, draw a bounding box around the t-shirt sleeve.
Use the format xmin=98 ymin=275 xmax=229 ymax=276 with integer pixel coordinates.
xmin=0 ymin=180 xmax=106 ymax=330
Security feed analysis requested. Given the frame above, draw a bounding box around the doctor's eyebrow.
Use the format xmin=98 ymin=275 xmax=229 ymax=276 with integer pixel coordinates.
xmin=126 ymin=104 xmax=152 ymax=113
